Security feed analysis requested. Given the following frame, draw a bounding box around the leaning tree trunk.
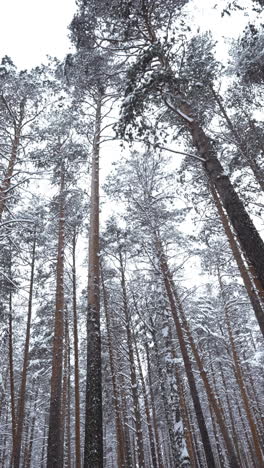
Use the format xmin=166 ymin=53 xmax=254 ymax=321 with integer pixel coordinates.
xmin=47 ymin=161 xmax=66 ymax=467
xmin=157 ymin=36 xmax=264 ymax=297
xmin=218 ymin=271 xmax=264 ymax=467
xmin=84 ymin=90 xmax=103 ymax=468
xmin=156 ymin=238 xmax=243 ymax=468
xmin=153 ymin=236 xmax=217 ymax=468
xmin=13 ymin=228 xmax=36 ymax=468
xmin=140 ymin=11 xmax=264 ymax=298
xmin=183 ymin=110 xmax=264 ymax=294
xmin=170 ymin=277 xmax=240 ymax=468
xmin=210 ymin=184 xmax=264 ymax=336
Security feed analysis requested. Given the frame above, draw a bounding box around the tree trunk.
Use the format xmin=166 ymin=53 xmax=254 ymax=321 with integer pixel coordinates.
xmin=13 ymin=228 xmax=36 ymax=468
xmin=185 ymin=111 xmax=264 ymax=294
xmin=154 ymin=237 xmax=217 ymax=468
xmin=151 ymin=323 xmax=189 ymax=467
xmin=47 ymin=161 xmax=66 ymax=467
xmin=40 ymin=420 xmax=47 ymax=468
xmin=24 ymin=387 xmax=38 ymax=468
xmin=8 ymin=290 xmax=16 ymax=457
xmin=120 ymin=374 xmax=133 ymax=468
xmin=84 ymin=91 xmax=103 ymax=468
xmin=101 ymin=266 xmax=126 ymax=468
xmin=64 ymin=307 xmax=72 ymax=468
xmin=145 ymin=341 xmax=165 ymax=468
xmin=0 ymin=406 xmax=9 ymax=468
xmin=210 ymin=184 xmax=264 ymax=336
xmin=171 ymin=281 xmax=240 ymax=468
xmin=118 ymin=249 xmax=146 ymax=468
xmin=218 ymin=359 xmax=244 ymax=467
xmin=72 ymin=228 xmax=81 ymax=468
xmin=133 ymin=331 xmax=159 ymax=468
xmin=177 ymin=373 xmax=199 ymax=468
xmin=218 ymin=271 xmax=264 ymax=466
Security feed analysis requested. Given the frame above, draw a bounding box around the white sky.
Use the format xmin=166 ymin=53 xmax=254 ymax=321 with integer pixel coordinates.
xmin=0 ymin=0 xmax=257 ymax=71
xmin=0 ymin=0 xmax=76 ymax=69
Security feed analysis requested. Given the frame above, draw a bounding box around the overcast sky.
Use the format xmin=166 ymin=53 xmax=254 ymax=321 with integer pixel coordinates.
xmin=0 ymin=0 xmax=256 ymax=72
xmin=0 ymin=0 xmax=76 ymax=69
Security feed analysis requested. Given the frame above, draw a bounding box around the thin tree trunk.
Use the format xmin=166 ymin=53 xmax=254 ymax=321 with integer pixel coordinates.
xmin=133 ymin=331 xmax=158 ymax=468
xmin=24 ymin=387 xmax=38 ymax=468
xmin=47 ymin=161 xmax=66 ymax=467
xmin=154 ymin=237 xmax=217 ymax=468
xmin=101 ymin=266 xmax=126 ymax=468
xmin=243 ymin=357 xmax=264 ymax=438
xmin=168 ymin=325 xmax=197 ymax=468
xmin=145 ymin=341 xmax=165 ymax=468
xmin=72 ymin=228 xmax=81 ymax=468
xmin=22 ymin=408 xmax=31 ymax=468
xmin=155 ymin=235 xmax=240 ymax=467
xmin=118 ymin=249 xmax=146 ymax=468
xmin=84 ymin=90 xmax=103 ymax=468
xmin=8 ymin=290 xmax=16 ymax=456
xmin=120 ymin=374 xmax=133 ymax=468
xmin=0 ymin=406 xmax=9 ymax=468
xmin=217 ymin=349 xmax=246 ymax=467
xmin=173 ymin=283 xmax=240 ymax=468
xmin=40 ymin=420 xmax=47 ymax=468
xmin=178 ymin=375 xmax=199 ymax=468
xmin=218 ymin=271 xmax=264 ymax=466
xmin=151 ymin=324 xmax=189 ymax=467
xmin=235 ymin=392 xmax=257 ymax=468
xmin=61 ymin=310 xmax=69 ymax=463
xmin=13 ymin=228 xmax=36 ymax=468
xmin=63 ymin=307 xmax=72 ymax=468
xmin=208 ymin=401 xmax=225 ymax=468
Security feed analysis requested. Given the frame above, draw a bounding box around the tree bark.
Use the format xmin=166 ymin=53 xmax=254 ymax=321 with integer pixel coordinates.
xmin=13 ymin=228 xmax=36 ymax=468
xmin=24 ymin=387 xmax=38 ymax=468
xmin=84 ymin=91 xmax=103 ymax=468
xmin=184 ymin=111 xmax=264 ymax=295
xmin=72 ymin=228 xmax=81 ymax=468
xmin=154 ymin=237 xmax=217 ymax=468
xmin=101 ymin=266 xmax=126 ymax=468
xmin=120 ymin=374 xmax=133 ymax=468
xmin=8 ymin=290 xmax=16 ymax=457
xmin=218 ymin=271 xmax=264 ymax=466
xmin=118 ymin=249 xmax=146 ymax=468
xmin=171 ymin=281 xmax=240 ymax=468
xmin=133 ymin=331 xmax=159 ymax=468
xmin=210 ymin=184 xmax=264 ymax=336
xmin=145 ymin=341 xmax=165 ymax=468
xmin=47 ymin=161 xmax=66 ymax=467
